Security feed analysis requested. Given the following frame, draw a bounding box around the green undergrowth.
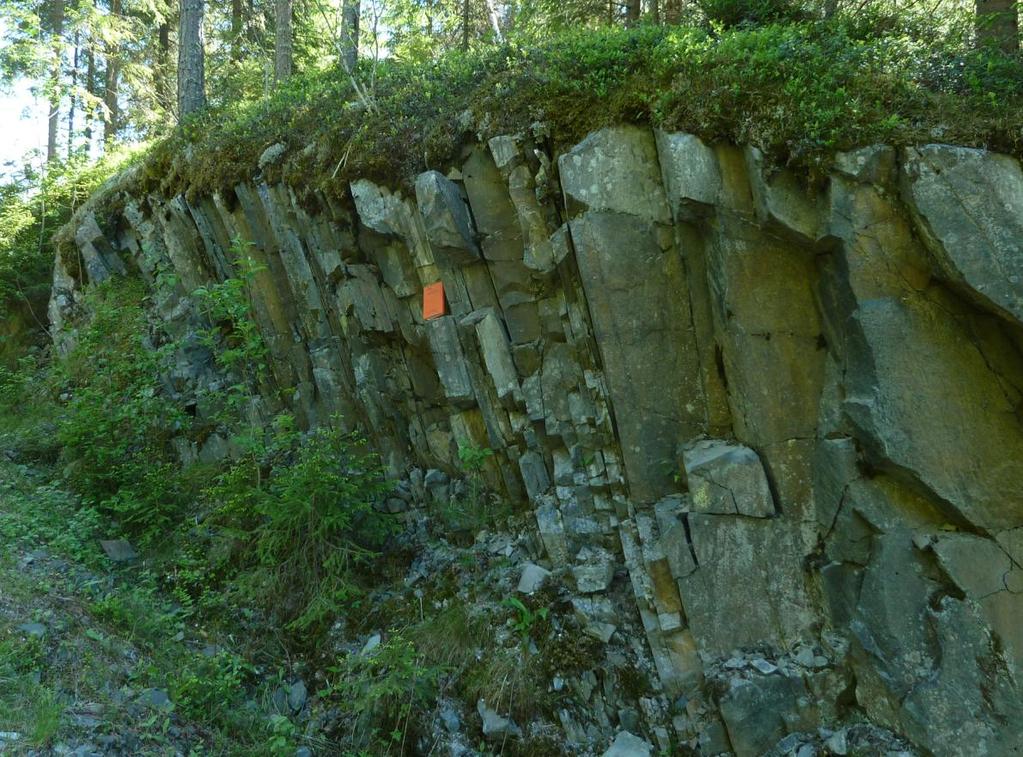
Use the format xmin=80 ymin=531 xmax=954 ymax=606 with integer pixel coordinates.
xmin=95 ymin=11 xmax=1023 ymax=220
xmin=0 ymin=461 xmax=279 ymax=753
xmin=0 ymin=271 xmax=559 ymax=752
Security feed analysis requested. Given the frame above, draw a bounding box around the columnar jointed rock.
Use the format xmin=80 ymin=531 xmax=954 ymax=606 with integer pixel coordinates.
xmin=52 ymin=125 xmax=1023 ymax=756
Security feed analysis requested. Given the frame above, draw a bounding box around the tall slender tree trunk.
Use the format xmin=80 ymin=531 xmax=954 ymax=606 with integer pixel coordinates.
xmin=461 ymin=0 xmax=470 ymax=50
xmin=67 ymin=32 xmax=79 ymax=160
xmin=103 ymin=0 xmax=121 ymax=147
xmin=977 ymin=0 xmax=1019 ymax=52
xmin=157 ymin=20 xmax=172 ymax=114
xmin=46 ymin=0 xmax=66 ymax=164
xmin=274 ymin=0 xmax=293 ymax=83
xmin=84 ymin=39 xmax=96 ymax=156
xmin=231 ymin=0 xmax=243 ymax=60
xmin=177 ymin=0 xmax=207 ymax=118
xmin=340 ymin=0 xmax=359 ymax=72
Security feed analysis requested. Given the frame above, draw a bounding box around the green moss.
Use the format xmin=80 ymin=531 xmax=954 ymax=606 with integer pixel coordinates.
xmin=73 ymin=13 xmax=1023 ymax=219
xmin=616 ymin=661 xmax=655 ymax=700
xmin=539 ymin=629 xmax=604 ymax=679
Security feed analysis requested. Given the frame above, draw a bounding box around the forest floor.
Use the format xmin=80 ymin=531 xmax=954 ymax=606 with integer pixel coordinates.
xmin=0 ymin=458 xmax=292 ymax=756
xmin=0 ymin=441 xmax=562 ymax=757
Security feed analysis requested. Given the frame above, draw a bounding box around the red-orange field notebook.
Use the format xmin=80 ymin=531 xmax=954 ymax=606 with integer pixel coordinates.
xmin=423 ymin=282 xmax=447 ymax=320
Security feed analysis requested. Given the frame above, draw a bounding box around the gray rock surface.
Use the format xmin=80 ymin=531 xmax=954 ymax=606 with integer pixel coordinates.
xmin=415 ymin=170 xmax=481 ymax=266
xmin=683 ymin=439 xmax=775 ymax=517
xmin=53 ymin=126 xmax=1023 ymax=757
xmin=902 ymin=144 xmax=1023 ymax=324
xmin=601 ymin=730 xmax=653 ymax=757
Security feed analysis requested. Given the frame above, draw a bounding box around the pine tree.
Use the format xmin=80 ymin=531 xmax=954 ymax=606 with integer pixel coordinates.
xmin=177 ymin=0 xmax=206 ymax=117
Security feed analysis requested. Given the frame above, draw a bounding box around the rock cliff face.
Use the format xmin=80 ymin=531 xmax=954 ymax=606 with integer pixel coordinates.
xmin=52 ymin=127 xmax=1023 ymax=755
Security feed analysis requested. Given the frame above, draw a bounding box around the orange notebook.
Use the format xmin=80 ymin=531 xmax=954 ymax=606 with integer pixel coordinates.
xmin=423 ymin=281 xmax=447 ymax=320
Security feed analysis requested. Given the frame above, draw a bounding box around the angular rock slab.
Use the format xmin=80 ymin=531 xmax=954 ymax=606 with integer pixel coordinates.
xmin=902 ymin=145 xmax=1023 ymax=324
xmin=558 ymin=126 xmax=671 ymax=223
xmin=683 ymin=439 xmax=775 ymax=517
xmin=601 ymin=730 xmax=653 ymax=757
xmin=677 ymin=513 xmax=814 ymax=658
xmin=655 ymin=130 xmax=721 ymax=221
xmin=415 ymin=170 xmax=481 ymax=266
xmin=569 ymin=212 xmax=705 ymax=501
xmin=425 ymin=316 xmax=474 ymax=404
xmin=842 ymin=295 xmax=1023 ymax=532
xmin=719 ymin=673 xmax=808 ymax=757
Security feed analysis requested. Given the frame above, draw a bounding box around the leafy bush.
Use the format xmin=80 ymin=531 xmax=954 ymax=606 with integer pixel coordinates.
xmin=697 ymin=0 xmax=806 ymax=27
xmin=192 ymin=239 xmax=269 ymax=398
xmin=0 ymin=153 xmax=135 ymax=365
xmin=169 ymin=650 xmax=253 ymax=722
xmin=502 ymin=596 xmax=550 ymax=642
xmin=0 ymin=354 xmax=60 ymax=461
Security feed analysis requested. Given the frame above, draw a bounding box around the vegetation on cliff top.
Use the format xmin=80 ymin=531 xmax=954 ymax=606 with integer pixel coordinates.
xmin=133 ymin=14 xmax=1023 ymax=204
xmin=11 ymin=11 xmax=1023 ymax=328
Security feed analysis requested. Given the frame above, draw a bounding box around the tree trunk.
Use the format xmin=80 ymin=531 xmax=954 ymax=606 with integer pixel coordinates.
xmin=103 ymin=0 xmax=121 ymax=147
xmin=157 ymin=20 xmax=172 ymax=113
xmin=461 ymin=0 xmax=470 ymax=50
xmin=231 ymin=0 xmax=243 ymax=60
xmin=977 ymin=0 xmax=1019 ymax=52
xmin=274 ymin=0 xmax=293 ymax=83
xmin=625 ymin=0 xmax=641 ymax=24
xmin=177 ymin=0 xmax=207 ymax=118
xmin=67 ymin=32 xmax=79 ymax=160
xmin=84 ymin=38 xmax=96 ymax=156
xmin=340 ymin=0 xmax=359 ymax=72
xmin=46 ymin=0 xmax=66 ymax=164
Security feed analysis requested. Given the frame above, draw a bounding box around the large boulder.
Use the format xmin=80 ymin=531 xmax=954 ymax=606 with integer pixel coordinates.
xmin=683 ymin=439 xmax=775 ymax=518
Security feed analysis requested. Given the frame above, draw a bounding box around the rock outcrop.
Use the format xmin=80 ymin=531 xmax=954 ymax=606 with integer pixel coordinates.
xmin=51 ymin=128 xmax=1023 ymax=755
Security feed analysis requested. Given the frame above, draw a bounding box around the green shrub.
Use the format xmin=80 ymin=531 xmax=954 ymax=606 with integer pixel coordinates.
xmin=192 ymin=240 xmax=269 ymax=400
xmin=56 ymin=279 xmax=194 ymax=542
xmin=0 ymin=354 xmax=60 ymax=461
xmin=109 ymin=13 xmax=1023 ymax=213
xmin=322 ymin=633 xmax=446 ymax=752
xmin=169 ymin=650 xmax=253 ymax=722
xmin=207 ymin=415 xmax=397 ymax=634
xmin=697 ymin=0 xmax=806 ymax=27
xmin=0 ymin=153 xmax=135 ymax=365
